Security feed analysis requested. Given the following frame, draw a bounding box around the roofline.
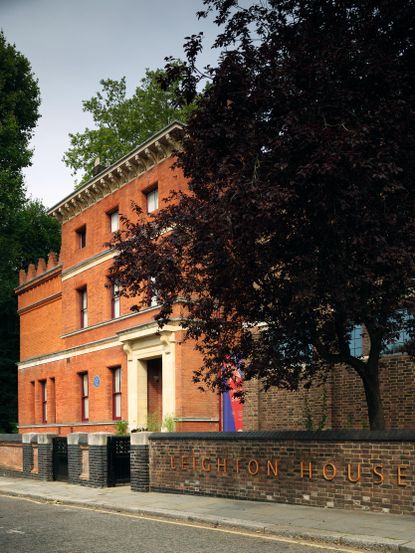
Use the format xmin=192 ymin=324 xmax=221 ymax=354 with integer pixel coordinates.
xmin=48 ymin=120 xmax=185 ymax=216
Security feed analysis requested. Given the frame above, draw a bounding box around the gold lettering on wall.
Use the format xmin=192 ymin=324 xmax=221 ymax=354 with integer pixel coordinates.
xmin=267 ymin=459 xmax=279 ymax=478
xmin=248 ymin=459 xmax=260 ymax=476
xmin=166 ymin=452 xmax=413 ymax=491
xmin=300 ymin=461 xmax=313 ymax=479
xmin=347 ymin=463 xmax=361 ymax=483
xmin=372 ymin=464 xmax=384 ymax=485
xmin=322 ymin=463 xmax=337 ymax=481
xmin=397 ymin=465 xmax=408 ymax=487
xmin=201 ymin=458 xmax=211 ymax=472
xmin=217 ymin=458 xmax=228 ymax=474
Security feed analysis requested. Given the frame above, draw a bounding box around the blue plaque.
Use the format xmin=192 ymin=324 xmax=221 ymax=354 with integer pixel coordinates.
xmin=93 ymin=375 xmax=101 ymax=388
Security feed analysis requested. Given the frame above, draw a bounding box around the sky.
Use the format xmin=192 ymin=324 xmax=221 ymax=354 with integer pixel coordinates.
xmin=0 ymin=0 xmax=219 ymax=209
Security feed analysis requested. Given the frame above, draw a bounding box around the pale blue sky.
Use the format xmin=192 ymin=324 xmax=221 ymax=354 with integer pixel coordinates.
xmin=1 ymin=0 xmax=218 ymax=208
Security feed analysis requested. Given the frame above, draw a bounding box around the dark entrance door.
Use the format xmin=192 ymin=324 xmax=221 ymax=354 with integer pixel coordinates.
xmin=147 ymin=358 xmax=162 ymax=429
xmin=108 ymin=436 xmax=130 ymax=486
xmin=53 ymin=437 xmax=68 ymax=481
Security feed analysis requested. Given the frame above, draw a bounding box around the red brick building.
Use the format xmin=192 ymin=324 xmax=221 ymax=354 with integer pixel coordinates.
xmin=17 ymin=122 xmax=220 ymax=435
xmin=16 ymin=122 xmax=415 ymax=435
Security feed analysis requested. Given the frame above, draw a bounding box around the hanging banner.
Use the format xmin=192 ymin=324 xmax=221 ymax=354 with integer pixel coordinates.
xmin=222 ymin=357 xmax=244 ymax=432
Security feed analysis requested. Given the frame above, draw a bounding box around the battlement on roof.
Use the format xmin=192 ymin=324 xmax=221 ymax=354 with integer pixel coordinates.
xmin=18 ymin=252 xmax=61 ymax=288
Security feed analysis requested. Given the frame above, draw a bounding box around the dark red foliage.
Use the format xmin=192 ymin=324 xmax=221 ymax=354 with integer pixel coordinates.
xmin=110 ymin=0 xmax=415 ymax=430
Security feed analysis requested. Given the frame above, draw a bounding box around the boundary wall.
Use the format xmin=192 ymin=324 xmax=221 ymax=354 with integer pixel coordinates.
xmin=147 ymin=431 xmax=415 ymax=515
xmin=2 ymin=431 xmax=414 ymax=515
xmin=244 ymin=357 xmax=415 ymax=432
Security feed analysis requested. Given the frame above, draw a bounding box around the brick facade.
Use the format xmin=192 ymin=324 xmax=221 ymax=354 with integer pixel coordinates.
xmin=244 ymin=356 xmax=415 ymax=432
xmin=148 ymin=431 xmax=415 ymax=515
xmin=0 ymin=435 xmax=23 ymax=474
xmin=16 ymin=123 xmax=414 ymax=436
xmin=16 ymin=123 xmax=220 ymax=436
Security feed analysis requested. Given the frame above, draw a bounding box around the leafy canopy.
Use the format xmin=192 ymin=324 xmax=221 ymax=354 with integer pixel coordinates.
xmin=0 ymin=32 xmax=60 ymax=431
xmin=110 ymin=0 xmax=415 ymax=430
xmin=63 ymin=68 xmax=196 ymax=185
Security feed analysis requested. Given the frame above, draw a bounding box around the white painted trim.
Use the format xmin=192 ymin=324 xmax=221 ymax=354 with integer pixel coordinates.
xmin=61 ymin=305 xmax=162 ymax=339
xmin=120 ymin=322 xmax=182 ymax=429
xmin=18 ymin=316 xmax=182 ymax=370
xmin=62 ymin=250 xmax=117 ymax=281
xmin=18 ymin=420 xmax=117 ymax=429
xmin=18 ymin=336 xmax=121 ymax=370
xmin=174 ymin=417 xmax=220 ymax=422
xmin=118 ymin=321 xmax=182 ymax=342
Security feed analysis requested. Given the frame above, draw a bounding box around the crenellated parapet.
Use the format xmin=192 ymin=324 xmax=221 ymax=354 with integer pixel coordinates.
xmin=18 ymin=251 xmax=61 ymax=287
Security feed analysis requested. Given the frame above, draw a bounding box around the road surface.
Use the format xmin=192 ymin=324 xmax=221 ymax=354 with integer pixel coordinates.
xmin=0 ymin=494 xmax=362 ymax=553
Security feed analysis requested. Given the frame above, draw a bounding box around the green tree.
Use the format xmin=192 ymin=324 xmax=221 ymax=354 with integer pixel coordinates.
xmin=110 ymin=0 xmax=415 ymax=431
xmin=0 ymin=200 xmax=61 ymax=432
xmin=0 ymin=30 xmax=40 ymax=289
xmin=0 ymin=32 xmax=60 ymax=432
xmin=63 ymin=68 xmax=196 ymax=186
xmin=16 ymin=200 xmax=61 ymax=270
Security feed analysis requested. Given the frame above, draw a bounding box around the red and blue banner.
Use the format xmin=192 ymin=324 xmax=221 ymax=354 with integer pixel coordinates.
xmin=222 ymin=357 xmax=244 ymax=432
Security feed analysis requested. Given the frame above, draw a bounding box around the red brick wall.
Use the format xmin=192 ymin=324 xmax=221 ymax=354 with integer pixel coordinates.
xmin=149 ymin=433 xmax=415 ymax=515
xmin=332 ymin=355 xmax=415 ymax=430
xmin=0 ymin=442 xmax=23 ymax=472
xmin=59 ymin=158 xmax=185 ymax=271
xmin=18 ymin=271 xmax=63 ymax=361
xmin=245 ymin=355 xmax=415 ymax=432
xmin=17 ymin=136 xmax=415 ymax=438
xmin=174 ymin=332 xmax=220 ymax=432
xmin=17 ymin=153 xmax=219 ymax=435
xmin=244 ymin=377 xmax=333 ymax=432
xmin=18 ymin=345 xmax=128 ymax=435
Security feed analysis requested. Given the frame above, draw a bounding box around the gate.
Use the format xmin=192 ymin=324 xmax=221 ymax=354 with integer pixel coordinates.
xmin=53 ymin=437 xmax=68 ymax=481
xmin=108 ymin=436 xmax=130 ymax=486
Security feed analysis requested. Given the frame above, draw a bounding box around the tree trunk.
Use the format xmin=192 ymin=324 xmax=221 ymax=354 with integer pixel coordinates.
xmin=360 ymin=368 xmax=385 ymax=430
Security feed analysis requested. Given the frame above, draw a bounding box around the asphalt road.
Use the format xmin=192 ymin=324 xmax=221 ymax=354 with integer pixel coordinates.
xmin=0 ymin=495 xmax=359 ymax=553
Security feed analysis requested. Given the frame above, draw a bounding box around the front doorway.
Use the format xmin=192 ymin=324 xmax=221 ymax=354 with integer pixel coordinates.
xmin=147 ymin=358 xmax=162 ymax=430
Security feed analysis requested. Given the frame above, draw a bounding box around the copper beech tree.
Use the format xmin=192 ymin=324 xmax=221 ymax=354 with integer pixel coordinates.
xmin=110 ymin=0 xmax=415 ymax=431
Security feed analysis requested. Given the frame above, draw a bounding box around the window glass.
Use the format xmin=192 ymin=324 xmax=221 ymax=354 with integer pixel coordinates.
xmin=146 ymin=188 xmax=158 ymax=213
xmin=114 ymin=367 xmax=121 ymax=393
xmin=114 ymin=394 xmax=121 ymax=419
xmin=149 ymin=276 xmax=158 ymax=307
xmin=41 ymin=380 xmax=47 ymax=423
xmin=383 ymin=311 xmax=412 ymax=354
xmin=112 ymin=283 xmax=120 ymax=318
xmin=110 ymin=210 xmax=119 ymax=232
xmin=113 ymin=367 xmax=122 ymax=419
xmin=349 ymin=325 xmax=363 ymax=357
xmin=77 ymin=226 xmax=86 ymax=248
xmin=80 ymin=288 xmax=88 ymax=328
xmin=81 ymin=373 xmax=89 ymax=421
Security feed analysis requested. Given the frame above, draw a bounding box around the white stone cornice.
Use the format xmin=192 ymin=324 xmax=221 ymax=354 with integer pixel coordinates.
xmin=48 ymin=122 xmax=184 ymax=223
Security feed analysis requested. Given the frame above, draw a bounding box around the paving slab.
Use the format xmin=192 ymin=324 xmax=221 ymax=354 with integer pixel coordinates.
xmin=0 ymin=476 xmax=414 ymax=552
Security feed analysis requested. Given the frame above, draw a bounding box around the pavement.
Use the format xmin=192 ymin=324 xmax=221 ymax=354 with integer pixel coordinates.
xmin=0 ymin=476 xmax=414 ymax=552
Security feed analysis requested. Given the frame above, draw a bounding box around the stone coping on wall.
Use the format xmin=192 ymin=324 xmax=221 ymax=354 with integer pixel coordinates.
xmin=67 ymin=433 xmax=89 ymax=446
xmin=0 ymin=434 xmax=22 ymax=443
xmin=149 ymin=430 xmax=415 ymax=442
